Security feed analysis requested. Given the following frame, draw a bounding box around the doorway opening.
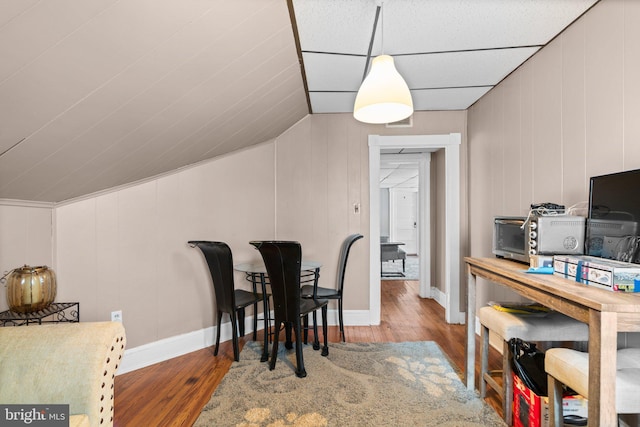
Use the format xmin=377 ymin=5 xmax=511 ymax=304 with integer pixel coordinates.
xmin=368 ymin=134 xmax=463 ymax=325
xmin=379 ymin=153 xmax=429 ymax=283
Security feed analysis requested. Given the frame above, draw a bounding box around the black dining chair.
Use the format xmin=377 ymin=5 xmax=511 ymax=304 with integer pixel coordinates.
xmin=188 ymin=241 xmax=268 ymax=362
xmin=301 ymin=234 xmax=363 ymax=342
xmin=250 ymin=240 xmax=328 ymax=378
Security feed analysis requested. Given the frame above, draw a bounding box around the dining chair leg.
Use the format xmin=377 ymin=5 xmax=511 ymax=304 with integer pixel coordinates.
xmin=321 ymin=306 xmax=329 ymax=357
xmin=311 ymin=311 xmax=320 ymax=350
xmin=338 ymin=299 xmax=345 ymax=342
xmin=265 ymin=298 xmax=272 ymax=344
xmin=269 ymin=320 xmax=282 ymax=371
xmin=284 ymin=323 xmax=293 ymax=350
xmin=260 ymin=299 xmax=269 ymax=363
xmin=230 ymin=312 xmax=240 ymax=362
xmin=303 ymin=314 xmax=309 ymax=344
xmin=214 ymin=311 xmax=223 ymax=356
xmin=259 ymin=273 xmax=271 ymax=344
xmin=313 ymin=312 xmax=320 ymax=351
xmin=293 ymin=320 xmax=307 ymax=378
xmin=237 ymin=307 xmax=245 ymax=337
xmin=252 ymin=302 xmax=258 ymax=341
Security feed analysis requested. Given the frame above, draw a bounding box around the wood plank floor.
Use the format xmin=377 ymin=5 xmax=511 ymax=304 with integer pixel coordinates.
xmin=113 ymin=280 xmax=503 ymax=426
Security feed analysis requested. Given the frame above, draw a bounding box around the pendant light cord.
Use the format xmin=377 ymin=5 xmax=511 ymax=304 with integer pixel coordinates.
xmin=361 ymin=5 xmax=382 ymax=83
xmin=381 ymin=2 xmax=384 ymax=55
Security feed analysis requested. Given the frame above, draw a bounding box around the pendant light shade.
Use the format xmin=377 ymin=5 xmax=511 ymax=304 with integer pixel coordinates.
xmin=353 ymin=55 xmax=413 ymax=124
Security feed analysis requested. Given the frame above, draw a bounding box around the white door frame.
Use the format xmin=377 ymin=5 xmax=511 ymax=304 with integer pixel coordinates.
xmin=368 ymin=133 xmax=462 ymax=324
xmin=417 ymin=153 xmax=431 ymax=298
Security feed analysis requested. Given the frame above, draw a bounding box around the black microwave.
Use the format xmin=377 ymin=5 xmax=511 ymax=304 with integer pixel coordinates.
xmin=493 ymin=215 xmax=585 ymax=264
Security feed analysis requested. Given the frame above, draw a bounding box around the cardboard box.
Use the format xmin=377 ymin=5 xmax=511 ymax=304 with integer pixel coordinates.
xmin=541 ymin=395 xmax=588 ymax=427
xmin=513 ymin=372 xmax=588 ymax=427
xmin=553 ymin=255 xmax=640 ymax=292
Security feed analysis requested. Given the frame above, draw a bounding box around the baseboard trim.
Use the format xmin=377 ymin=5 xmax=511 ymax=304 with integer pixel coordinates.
xmin=118 ymin=309 xmax=370 ymax=374
xmin=118 ymin=296 xmax=466 ymax=374
xmin=430 ymin=285 xmax=467 ymax=325
xmin=431 ymin=286 xmax=446 ymax=307
xmin=119 ymin=325 xmax=217 ymax=374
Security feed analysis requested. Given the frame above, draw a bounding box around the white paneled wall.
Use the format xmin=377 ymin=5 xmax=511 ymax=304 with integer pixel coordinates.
xmin=276 ymin=114 xmax=368 ymax=311
xmin=276 ymin=111 xmax=467 ymax=316
xmin=55 ymin=143 xmax=276 ymax=348
xmin=0 ymin=202 xmax=53 ymax=312
xmin=8 ymin=108 xmax=465 ymax=370
xmin=468 ymin=0 xmax=640 ymax=324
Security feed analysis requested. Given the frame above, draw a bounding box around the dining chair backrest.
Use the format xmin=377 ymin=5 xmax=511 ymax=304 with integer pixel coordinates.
xmin=250 ymin=241 xmax=302 ymax=320
xmin=188 ymin=241 xmax=236 ymax=314
xmin=336 ymin=234 xmax=364 ymax=294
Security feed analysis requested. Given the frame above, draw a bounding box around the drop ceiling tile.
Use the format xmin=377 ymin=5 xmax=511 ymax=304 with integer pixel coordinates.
xmin=400 ymin=147 xmax=439 ymax=154
xmin=303 ymin=52 xmax=365 ymax=91
xmin=396 ymin=47 xmax=540 ymax=88
xmin=368 ymin=0 xmax=597 ymax=55
xmin=379 ymin=168 xmax=395 ymax=178
xmin=381 ymin=177 xmax=409 ymax=185
xmin=391 ymin=163 xmax=422 ymax=168
xmin=386 ymin=169 xmax=418 ymax=179
xmin=411 ymin=87 xmax=493 ymax=110
xmin=294 ymin=0 xmax=597 ymax=119
xmin=395 ymin=180 xmax=419 ymax=189
xmin=293 ymin=0 xmax=376 ymax=55
xmin=309 ymin=92 xmax=357 ymax=114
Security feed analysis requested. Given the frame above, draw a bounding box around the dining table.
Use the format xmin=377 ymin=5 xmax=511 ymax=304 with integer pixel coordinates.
xmin=234 ymin=260 xmax=323 ymax=345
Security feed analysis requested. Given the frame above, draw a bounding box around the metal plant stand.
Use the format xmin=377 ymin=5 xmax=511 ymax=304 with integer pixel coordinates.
xmin=0 ymin=302 xmax=80 ymax=326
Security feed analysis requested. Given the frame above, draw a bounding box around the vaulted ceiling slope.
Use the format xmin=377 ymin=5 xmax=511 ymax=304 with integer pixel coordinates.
xmin=0 ymin=0 xmax=598 ymax=203
xmin=0 ymin=0 xmax=307 ymax=203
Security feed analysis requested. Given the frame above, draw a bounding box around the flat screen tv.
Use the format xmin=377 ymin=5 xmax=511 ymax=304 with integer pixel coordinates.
xmin=586 ymin=168 xmax=640 ymax=263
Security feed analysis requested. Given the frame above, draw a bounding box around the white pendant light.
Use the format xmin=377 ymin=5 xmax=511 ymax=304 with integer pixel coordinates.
xmin=353 ymin=54 xmax=413 ymax=124
xmin=353 ymin=3 xmax=413 ymax=124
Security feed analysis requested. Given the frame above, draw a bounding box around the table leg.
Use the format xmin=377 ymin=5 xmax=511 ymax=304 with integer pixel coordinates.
xmin=588 ymin=310 xmax=617 ymax=426
xmin=250 ymin=274 xmax=258 ymax=341
xmin=466 ymin=267 xmax=476 ymax=390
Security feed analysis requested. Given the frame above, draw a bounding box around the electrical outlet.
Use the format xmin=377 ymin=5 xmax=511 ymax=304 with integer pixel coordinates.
xmin=111 ymin=310 xmax=122 ymax=322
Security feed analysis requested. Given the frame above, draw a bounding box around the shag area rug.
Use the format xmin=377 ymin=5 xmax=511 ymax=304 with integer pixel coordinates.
xmin=195 ymin=341 xmax=506 ymax=427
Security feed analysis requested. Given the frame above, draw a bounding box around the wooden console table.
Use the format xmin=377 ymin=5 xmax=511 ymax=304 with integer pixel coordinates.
xmin=465 ymin=257 xmax=640 ymax=426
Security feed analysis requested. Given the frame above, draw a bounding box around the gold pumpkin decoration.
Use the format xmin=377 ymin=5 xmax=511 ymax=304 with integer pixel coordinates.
xmin=5 ymin=265 xmax=57 ymax=313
